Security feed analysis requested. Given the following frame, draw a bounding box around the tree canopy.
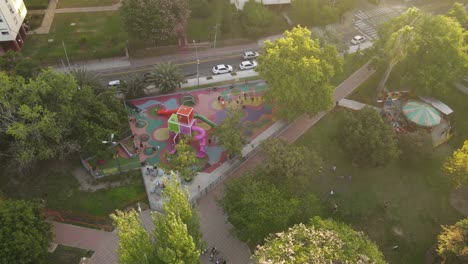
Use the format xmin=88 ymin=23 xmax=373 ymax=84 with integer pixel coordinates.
xmin=161 ymin=137 xmax=198 ymax=181
xmin=444 ymin=140 xmax=468 ymax=188
xmin=447 ymin=2 xmax=468 ymax=29
xmin=374 ymin=8 xmax=468 ymax=95
xmin=220 ymin=171 xmax=299 ymax=246
xmin=111 ymin=173 xmax=201 ymax=264
xmin=120 ymin=0 xmax=190 ymax=43
xmin=257 ymin=26 xmax=342 ymax=120
xmin=151 ymin=63 xmax=183 ymax=94
xmin=0 ymin=70 xmax=127 ymax=167
xmin=252 ymin=217 xmax=385 ymax=264
xmin=215 ymin=107 xmax=245 ymax=158
xmin=0 ymin=50 xmax=39 ymax=79
xmin=339 ymin=107 xmax=399 ymax=167
xmin=0 ymin=199 xmax=52 ymax=264
xmin=437 ymin=217 xmax=468 ymax=263
xmin=241 ymin=0 xmax=273 ymax=37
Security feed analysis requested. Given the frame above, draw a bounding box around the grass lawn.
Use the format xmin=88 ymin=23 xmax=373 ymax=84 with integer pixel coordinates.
xmin=0 ymin=160 xmax=146 ymax=217
xmin=57 ymin=0 xmax=118 ymax=8
xmin=25 ymin=13 xmax=45 ymax=30
xmin=48 ymin=245 xmax=93 ymax=264
xmin=22 ymin=12 xmax=127 ymax=65
xmin=24 ymin=0 xmax=49 ymax=9
xmin=296 ymin=109 xmax=463 ymax=263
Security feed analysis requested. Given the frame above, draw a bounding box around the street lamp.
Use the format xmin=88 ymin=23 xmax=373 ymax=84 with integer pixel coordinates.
xmin=213 ymin=23 xmax=220 ymax=51
xmin=102 ymin=133 xmax=122 ymax=175
xmin=193 ymin=40 xmax=200 ymax=89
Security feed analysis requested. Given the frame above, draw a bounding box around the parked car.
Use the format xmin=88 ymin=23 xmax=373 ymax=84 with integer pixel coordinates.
xmin=108 ymin=80 xmax=121 ymax=87
xmin=351 ymin=35 xmax=366 ymax=45
xmin=212 ymin=64 xmax=233 ymax=75
xmin=242 ymin=51 xmax=259 ymax=60
xmin=239 ymin=60 xmax=258 ymax=70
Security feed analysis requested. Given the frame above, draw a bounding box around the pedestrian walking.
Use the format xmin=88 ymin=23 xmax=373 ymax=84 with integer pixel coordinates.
xmin=332 ymin=165 xmax=337 ymax=172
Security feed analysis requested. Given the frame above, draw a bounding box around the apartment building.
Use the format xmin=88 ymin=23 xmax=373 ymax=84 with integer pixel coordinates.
xmin=0 ymin=0 xmax=27 ymax=52
xmin=231 ymin=0 xmax=291 ymax=10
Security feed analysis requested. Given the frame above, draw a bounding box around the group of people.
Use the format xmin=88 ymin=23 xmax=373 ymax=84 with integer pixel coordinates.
xmin=207 ymin=246 xmax=227 ymax=264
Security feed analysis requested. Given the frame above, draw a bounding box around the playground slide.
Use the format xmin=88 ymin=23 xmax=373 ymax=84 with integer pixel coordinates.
xmin=194 ymin=114 xmax=218 ymax=127
xmin=157 ymin=108 xmax=178 ymax=116
xmin=191 ymin=125 xmax=207 ymax=158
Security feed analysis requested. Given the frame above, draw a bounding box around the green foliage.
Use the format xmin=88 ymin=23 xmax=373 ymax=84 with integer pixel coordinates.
xmin=221 ymin=1 xmax=234 ymax=34
xmin=189 ymin=0 xmax=211 ymax=18
xmin=110 ymin=210 xmax=155 ymax=264
xmin=443 ymin=140 xmax=468 ymax=188
xmin=161 ymin=138 xmax=198 ymax=181
xmin=437 ymin=217 xmax=468 ymax=264
xmin=374 ymin=8 xmax=468 ymax=96
xmin=447 ymin=2 xmax=468 ymax=29
xmin=215 ymin=107 xmax=245 ymax=158
xmin=290 ymin=0 xmax=340 ymax=26
xmin=257 ymin=26 xmax=342 ymax=120
xmin=0 ymin=199 xmax=52 ymax=264
xmin=70 ymin=67 xmax=104 ymax=94
xmin=0 ymin=70 xmax=127 ymax=167
xmin=252 ymin=217 xmax=385 ymax=263
xmin=120 ymin=0 xmax=190 ymax=42
xmin=241 ymin=0 xmax=273 ymax=37
xmin=339 ymin=107 xmax=399 ymax=167
xmin=0 ymin=50 xmax=39 ymax=79
xmin=151 ymin=63 xmax=184 ymax=94
xmin=260 ymin=138 xmax=321 ymax=192
xmin=119 ymin=74 xmax=146 ymax=99
xmin=220 ymin=172 xmax=299 ymax=245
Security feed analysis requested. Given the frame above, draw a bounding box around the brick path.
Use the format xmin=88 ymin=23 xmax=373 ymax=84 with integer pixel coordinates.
xmin=197 ymin=62 xmax=376 ymax=264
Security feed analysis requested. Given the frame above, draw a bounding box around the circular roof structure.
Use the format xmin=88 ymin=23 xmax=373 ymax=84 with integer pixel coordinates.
xmin=402 ymin=100 xmax=441 ymax=127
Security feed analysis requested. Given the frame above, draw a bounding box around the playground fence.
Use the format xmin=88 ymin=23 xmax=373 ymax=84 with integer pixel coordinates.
xmin=80 ymin=156 xmax=141 ymax=179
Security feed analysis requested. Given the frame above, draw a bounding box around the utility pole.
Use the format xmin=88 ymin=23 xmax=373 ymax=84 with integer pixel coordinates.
xmin=213 ymin=23 xmax=220 ymax=51
xmin=193 ymin=40 xmax=200 ymax=88
xmin=62 ymin=40 xmax=71 ymax=69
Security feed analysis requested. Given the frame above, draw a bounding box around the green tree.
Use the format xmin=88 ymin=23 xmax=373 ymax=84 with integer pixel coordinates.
xmin=70 ymin=67 xmax=104 ymax=94
xmin=0 ymin=199 xmax=52 ymax=264
xmin=215 ymin=107 xmax=245 ymax=158
xmin=444 ymin=140 xmax=468 ymax=188
xmin=339 ymin=107 xmax=399 ymax=167
xmin=120 ymin=0 xmax=190 ymax=43
xmin=220 ymin=171 xmax=299 ymax=246
xmin=0 ymin=50 xmax=39 ymax=79
xmin=259 ymin=138 xmax=321 ymax=192
xmin=119 ymin=74 xmax=146 ymax=99
xmin=221 ymin=1 xmax=234 ymax=34
xmin=374 ymin=8 xmax=468 ymax=95
xmin=437 ymin=217 xmax=468 ymax=263
xmin=447 ymin=2 xmax=468 ymax=29
xmin=257 ymin=26 xmax=342 ymax=120
xmin=241 ymin=0 xmax=273 ymax=37
xmin=161 ymin=138 xmax=198 ymax=181
xmin=151 ymin=63 xmax=183 ymax=94
xmin=0 ymin=70 xmax=127 ymax=167
xmin=252 ymin=217 xmax=385 ymax=264
xmin=189 ymin=0 xmax=211 ymax=18
xmin=290 ymin=0 xmax=340 ymax=26
xmin=110 ymin=210 xmax=155 ymax=264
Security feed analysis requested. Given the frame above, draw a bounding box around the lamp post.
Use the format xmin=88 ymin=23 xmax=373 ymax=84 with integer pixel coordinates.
xmin=213 ymin=23 xmax=220 ymax=51
xmin=193 ymin=40 xmax=200 ymax=88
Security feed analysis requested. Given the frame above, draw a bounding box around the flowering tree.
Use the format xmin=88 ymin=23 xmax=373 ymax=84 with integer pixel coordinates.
xmin=444 ymin=140 xmax=468 ymax=188
xmin=437 ymin=217 xmax=468 ymax=263
xmin=252 ymin=217 xmax=385 ymax=264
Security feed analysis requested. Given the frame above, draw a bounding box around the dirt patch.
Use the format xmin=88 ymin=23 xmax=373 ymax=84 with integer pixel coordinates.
xmin=450 ymin=185 xmax=468 ymax=216
xmin=392 ymin=226 xmax=404 ymax=237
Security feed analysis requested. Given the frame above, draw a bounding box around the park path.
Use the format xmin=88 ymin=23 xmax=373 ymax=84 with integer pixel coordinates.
xmin=197 ymin=62 xmax=376 ymax=264
xmin=29 ymin=0 xmax=121 ymax=34
xmin=51 ymin=62 xmax=375 ymax=264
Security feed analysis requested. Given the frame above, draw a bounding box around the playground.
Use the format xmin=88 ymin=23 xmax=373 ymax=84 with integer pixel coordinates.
xmin=125 ymin=80 xmax=273 ymax=174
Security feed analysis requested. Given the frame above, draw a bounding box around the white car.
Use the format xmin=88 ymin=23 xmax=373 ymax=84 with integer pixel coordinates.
xmin=108 ymin=80 xmax=121 ymax=87
xmin=212 ymin=64 xmax=233 ymax=75
xmin=351 ymin=35 xmax=366 ymax=45
xmin=242 ymin=51 xmax=259 ymax=60
xmin=239 ymin=60 xmax=258 ymax=70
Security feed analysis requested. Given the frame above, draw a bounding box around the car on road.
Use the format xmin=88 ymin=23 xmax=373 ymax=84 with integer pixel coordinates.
xmin=239 ymin=60 xmax=258 ymax=70
xmin=108 ymin=80 xmax=121 ymax=87
xmin=212 ymin=64 xmax=233 ymax=75
xmin=351 ymin=35 xmax=366 ymax=45
xmin=242 ymin=51 xmax=259 ymax=60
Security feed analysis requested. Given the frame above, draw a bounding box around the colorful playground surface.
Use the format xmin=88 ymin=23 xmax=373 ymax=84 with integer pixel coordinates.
xmin=124 ymin=80 xmax=274 ymax=173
